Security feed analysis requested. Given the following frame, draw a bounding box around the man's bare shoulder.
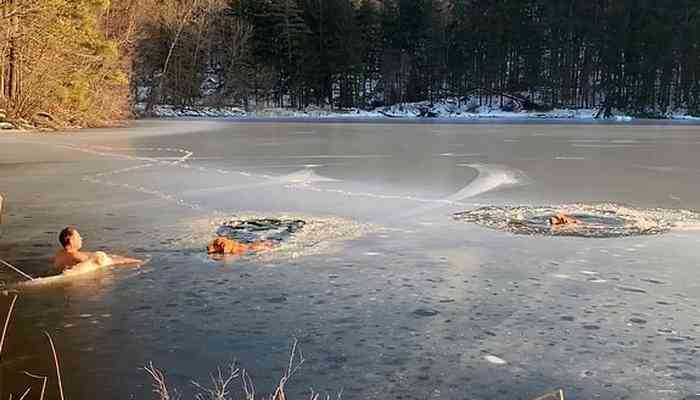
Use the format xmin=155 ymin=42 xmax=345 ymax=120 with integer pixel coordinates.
xmin=54 ymin=249 xmax=68 ymax=268
xmin=54 ymin=250 xmax=90 ymax=270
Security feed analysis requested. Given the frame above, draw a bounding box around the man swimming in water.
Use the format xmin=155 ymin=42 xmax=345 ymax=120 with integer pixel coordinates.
xmin=54 ymin=227 xmax=142 ymax=273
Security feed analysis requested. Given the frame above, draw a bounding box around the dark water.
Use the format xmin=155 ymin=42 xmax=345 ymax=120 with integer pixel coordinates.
xmin=216 ymin=218 xmax=306 ymax=243
xmin=1 ymin=120 xmax=700 ymax=400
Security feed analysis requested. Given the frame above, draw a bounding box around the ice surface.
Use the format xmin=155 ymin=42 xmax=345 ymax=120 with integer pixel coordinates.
xmin=2 ymin=120 xmax=700 ymax=400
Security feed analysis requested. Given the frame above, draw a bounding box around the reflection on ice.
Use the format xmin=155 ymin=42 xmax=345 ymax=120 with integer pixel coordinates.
xmin=401 ymin=164 xmax=530 ymax=217
xmin=449 ymin=164 xmax=529 ymax=202
xmin=279 ymin=169 xmax=338 ymax=185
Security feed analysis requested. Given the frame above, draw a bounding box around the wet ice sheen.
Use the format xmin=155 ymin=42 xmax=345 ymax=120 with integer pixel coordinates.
xmin=3 ymin=121 xmax=700 ymax=400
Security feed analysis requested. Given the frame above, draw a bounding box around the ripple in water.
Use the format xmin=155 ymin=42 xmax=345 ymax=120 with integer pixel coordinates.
xmin=453 ymin=203 xmax=700 ymax=238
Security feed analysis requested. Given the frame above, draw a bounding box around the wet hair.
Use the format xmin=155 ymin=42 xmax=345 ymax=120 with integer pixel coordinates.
xmin=59 ymin=227 xmax=77 ymax=248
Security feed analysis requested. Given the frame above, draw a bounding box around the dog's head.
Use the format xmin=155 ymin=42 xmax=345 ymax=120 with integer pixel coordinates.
xmin=207 ymin=237 xmax=228 ymax=254
xmin=549 ymin=214 xmax=563 ymax=225
xmin=549 ymin=213 xmax=577 ymax=226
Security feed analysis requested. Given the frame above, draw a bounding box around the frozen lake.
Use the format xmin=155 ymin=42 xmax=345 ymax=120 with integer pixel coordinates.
xmin=1 ymin=120 xmax=700 ymax=399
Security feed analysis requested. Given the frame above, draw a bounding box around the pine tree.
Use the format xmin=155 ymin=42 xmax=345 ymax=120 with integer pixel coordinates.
xmin=356 ymin=0 xmax=383 ymax=107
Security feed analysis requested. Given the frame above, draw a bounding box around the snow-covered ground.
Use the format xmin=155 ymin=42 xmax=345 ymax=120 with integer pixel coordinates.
xmin=136 ymin=99 xmax=700 ymax=121
xmin=134 ymin=104 xmax=248 ymax=118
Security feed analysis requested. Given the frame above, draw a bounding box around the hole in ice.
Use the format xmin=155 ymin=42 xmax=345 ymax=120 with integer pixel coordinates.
xmin=215 ymin=218 xmax=306 ymax=243
xmin=454 ymin=203 xmax=700 ymax=238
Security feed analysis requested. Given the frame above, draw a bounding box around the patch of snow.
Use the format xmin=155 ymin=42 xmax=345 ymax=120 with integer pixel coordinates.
xmin=254 ymin=107 xmax=383 ymax=119
xmin=484 ymin=355 xmax=507 ymax=365
xmin=136 ymin=86 xmax=150 ymax=102
xmin=672 ymin=114 xmax=700 ymax=121
xmin=136 ymin=104 xmax=247 ymax=118
xmin=279 ymin=169 xmax=338 ymax=185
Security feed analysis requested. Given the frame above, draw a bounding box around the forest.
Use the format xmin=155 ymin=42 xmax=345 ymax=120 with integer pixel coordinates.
xmin=2 ymin=0 xmax=700 ymax=126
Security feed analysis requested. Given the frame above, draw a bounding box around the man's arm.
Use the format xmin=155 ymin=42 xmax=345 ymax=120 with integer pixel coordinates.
xmin=109 ymin=254 xmax=143 ymax=265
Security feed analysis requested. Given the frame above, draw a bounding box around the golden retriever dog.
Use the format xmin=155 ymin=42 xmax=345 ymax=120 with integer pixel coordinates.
xmin=549 ymin=213 xmax=580 ymax=226
xmin=207 ymin=237 xmax=273 ymax=255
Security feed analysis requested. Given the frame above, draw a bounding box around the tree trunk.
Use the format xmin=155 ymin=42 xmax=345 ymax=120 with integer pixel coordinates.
xmin=6 ymin=0 xmax=19 ymax=101
xmin=0 ymin=58 xmax=5 ymax=100
xmin=145 ymin=0 xmax=197 ymax=115
xmin=8 ymin=43 xmax=18 ymax=101
xmin=0 ymin=1 xmax=4 ymax=100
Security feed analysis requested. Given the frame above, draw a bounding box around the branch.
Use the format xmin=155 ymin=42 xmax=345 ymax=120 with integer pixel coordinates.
xmin=0 ymin=259 xmax=34 ymax=281
xmin=144 ymin=362 xmax=172 ymax=400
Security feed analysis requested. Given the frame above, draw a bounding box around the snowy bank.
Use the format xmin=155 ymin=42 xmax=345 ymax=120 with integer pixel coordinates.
xmin=134 ymin=104 xmax=248 ymax=118
xmin=136 ymin=100 xmax=700 ymax=122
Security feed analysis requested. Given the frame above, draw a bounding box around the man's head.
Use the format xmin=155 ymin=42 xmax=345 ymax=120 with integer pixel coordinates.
xmin=59 ymin=227 xmax=82 ymax=250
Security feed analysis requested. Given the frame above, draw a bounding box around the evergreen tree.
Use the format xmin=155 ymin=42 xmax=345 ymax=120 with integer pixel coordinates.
xmin=356 ymin=0 xmax=383 ymax=106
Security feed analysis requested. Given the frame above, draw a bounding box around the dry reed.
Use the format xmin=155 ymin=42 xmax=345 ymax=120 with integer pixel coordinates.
xmin=23 ymin=371 xmax=48 ymax=400
xmin=17 ymin=387 xmax=31 ymax=400
xmin=144 ymin=338 xmax=330 ymax=400
xmin=0 ymin=294 xmax=17 ymax=359
xmin=43 ymin=331 xmax=65 ymax=400
xmin=191 ymin=364 xmax=239 ymax=400
xmin=145 ymin=362 xmax=175 ymax=400
xmin=0 ymin=259 xmax=33 ymax=281
xmin=1 ymin=295 xmax=38 ymax=400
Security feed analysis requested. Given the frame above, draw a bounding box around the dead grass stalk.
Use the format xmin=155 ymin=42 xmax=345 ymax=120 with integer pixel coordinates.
xmin=0 ymin=294 xmax=18 ymax=359
xmin=146 ymin=338 xmax=320 ymax=400
xmin=23 ymin=371 xmax=48 ymax=400
xmin=43 ymin=331 xmax=65 ymax=400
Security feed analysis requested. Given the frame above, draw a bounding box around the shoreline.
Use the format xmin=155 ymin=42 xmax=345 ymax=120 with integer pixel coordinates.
xmin=4 ymin=112 xmax=700 ymax=134
xmin=5 ymin=116 xmax=700 ymax=135
xmin=134 ymin=115 xmax=700 ymax=127
xmin=136 ymin=102 xmax=700 ymax=124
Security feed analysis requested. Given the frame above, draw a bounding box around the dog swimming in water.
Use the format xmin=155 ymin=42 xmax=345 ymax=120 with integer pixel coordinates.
xmin=206 ymin=237 xmax=274 ymax=255
xmin=548 ymin=213 xmax=580 ymax=226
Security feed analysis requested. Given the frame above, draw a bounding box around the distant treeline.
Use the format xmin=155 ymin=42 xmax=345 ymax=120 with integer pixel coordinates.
xmin=137 ymin=0 xmax=700 ymax=117
xmin=3 ymin=0 xmax=700 ymax=125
